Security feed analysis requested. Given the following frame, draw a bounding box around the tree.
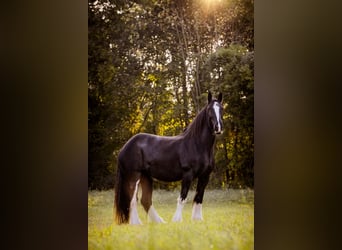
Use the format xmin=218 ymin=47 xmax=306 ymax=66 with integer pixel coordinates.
xmin=201 ymin=45 xmax=254 ymax=188
xmin=88 ymin=0 xmax=254 ymax=189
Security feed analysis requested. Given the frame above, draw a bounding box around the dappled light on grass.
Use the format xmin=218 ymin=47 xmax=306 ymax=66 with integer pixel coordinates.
xmin=89 ymin=189 xmax=254 ymax=250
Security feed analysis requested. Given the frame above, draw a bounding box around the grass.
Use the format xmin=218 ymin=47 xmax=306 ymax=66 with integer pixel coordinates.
xmin=88 ymin=189 xmax=254 ymax=250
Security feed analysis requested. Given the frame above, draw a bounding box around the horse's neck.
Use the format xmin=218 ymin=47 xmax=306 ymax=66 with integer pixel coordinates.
xmin=182 ymin=109 xmax=216 ymax=150
xmin=201 ymin=128 xmax=216 ymax=148
xmin=191 ymin=126 xmax=216 ymax=151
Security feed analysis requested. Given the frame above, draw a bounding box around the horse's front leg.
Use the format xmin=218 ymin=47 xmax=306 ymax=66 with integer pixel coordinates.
xmin=192 ymin=173 xmax=210 ymax=221
xmin=172 ymin=172 xmax=192 ymax=222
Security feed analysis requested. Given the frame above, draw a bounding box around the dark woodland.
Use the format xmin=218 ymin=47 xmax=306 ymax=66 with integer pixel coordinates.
xmin=89 ymin=0 xmax=254 ymax=190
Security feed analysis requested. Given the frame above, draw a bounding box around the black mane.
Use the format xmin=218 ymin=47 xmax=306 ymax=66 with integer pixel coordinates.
xmin=181 ymin=105 xmax=208 ymax=139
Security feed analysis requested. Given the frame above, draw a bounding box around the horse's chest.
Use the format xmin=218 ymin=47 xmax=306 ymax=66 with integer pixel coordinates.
xmin=179 ymin=147 xmax=211 ymax=169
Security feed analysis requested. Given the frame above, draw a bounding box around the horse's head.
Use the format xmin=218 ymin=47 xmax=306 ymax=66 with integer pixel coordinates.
xmin=207 ymin=91 xmax=223 ymax=135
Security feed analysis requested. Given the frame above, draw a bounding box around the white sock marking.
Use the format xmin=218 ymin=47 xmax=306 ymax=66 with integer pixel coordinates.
xmin=129 ymin=179 xmax=142 ymax=225
xmin=172 ymin=197 xmax=186 ymax=222
xmin=192 ymin=203 xmax=203 ymax=221
xmin=148 ymin=206 xmax=166 ymax=223
xmin=213 ymin=102 xmax=221 ymax=132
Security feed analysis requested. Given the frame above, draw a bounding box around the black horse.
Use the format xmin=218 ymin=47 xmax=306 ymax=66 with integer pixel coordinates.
xmin=114 ymin=91 xmax=223 ymax=224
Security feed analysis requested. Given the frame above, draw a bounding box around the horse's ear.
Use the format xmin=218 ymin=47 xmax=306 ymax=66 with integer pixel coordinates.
xmin=217 ymin=92 xmax=223 ymax=103
xmin=208 ymin=91 xmax=212 ymax=103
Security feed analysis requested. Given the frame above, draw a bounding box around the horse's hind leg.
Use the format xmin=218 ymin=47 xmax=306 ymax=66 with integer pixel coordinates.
xmin=140 ymin=174 xmax=165 ymax=223
xmin=127 ymin=172 xmax=142 ymax=225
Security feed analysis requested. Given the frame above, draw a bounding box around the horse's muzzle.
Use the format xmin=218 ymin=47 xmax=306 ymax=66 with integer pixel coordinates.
xmin=214 ymin=124 xmax=223 ymax=135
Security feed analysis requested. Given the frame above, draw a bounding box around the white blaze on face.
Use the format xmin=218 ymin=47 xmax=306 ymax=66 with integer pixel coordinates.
xmin=213 ymin=102 xmax=221 ymax=132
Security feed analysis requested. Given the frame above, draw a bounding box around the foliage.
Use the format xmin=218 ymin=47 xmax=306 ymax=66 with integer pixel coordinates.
xmin=201 ymin=45 xmax=254 ymax=188
xmin=88 ymin=0 xmax=254 ymax=189
xmin=88 ymin=189 xmax=254 ymax=249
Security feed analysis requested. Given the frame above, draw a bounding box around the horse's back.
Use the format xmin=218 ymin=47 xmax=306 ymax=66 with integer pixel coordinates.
xmin=118 ymin=133 xmax=184 ymax=180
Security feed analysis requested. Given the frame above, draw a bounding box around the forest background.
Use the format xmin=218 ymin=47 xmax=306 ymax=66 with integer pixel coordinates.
xmin=88 ymin=0 xmax=254 ymax=190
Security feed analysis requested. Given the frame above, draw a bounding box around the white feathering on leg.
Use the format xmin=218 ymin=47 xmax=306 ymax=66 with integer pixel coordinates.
xmin=129 ymin=179 xmax=142 ymax=225
xmin=191 ymin=203 xmax=203 ymax=221
xmin=147 ymin=205 xmax=166 ymax=223
xmin=172 ymin=197 xmax=186 ymax=222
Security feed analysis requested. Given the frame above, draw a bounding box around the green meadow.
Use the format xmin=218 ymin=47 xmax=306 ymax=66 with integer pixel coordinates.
xmin=88 ymin=189 xmax=254 ymax=250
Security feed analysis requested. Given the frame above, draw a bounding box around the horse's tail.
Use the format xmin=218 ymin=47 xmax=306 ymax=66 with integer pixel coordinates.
xmin=114 ymin=162 xmax=130 ymax=224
